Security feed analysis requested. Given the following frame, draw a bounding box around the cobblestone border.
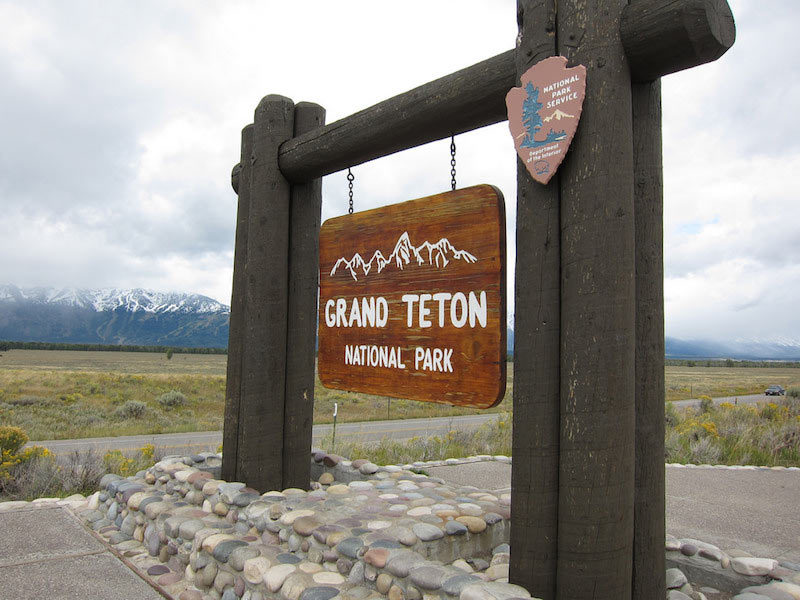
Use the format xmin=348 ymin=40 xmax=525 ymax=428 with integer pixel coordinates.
xmin=3 ymin=451 xmax=800 ymax=599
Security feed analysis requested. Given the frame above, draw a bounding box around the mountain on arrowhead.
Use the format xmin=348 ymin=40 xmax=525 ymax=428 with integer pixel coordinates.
xmin=543 ymin=109 xmax=574 ymax=123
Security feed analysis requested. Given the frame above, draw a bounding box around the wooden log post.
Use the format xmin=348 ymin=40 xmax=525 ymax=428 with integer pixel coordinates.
xmin=283 ymin=102 xmax=326 ymax=490
xmin=509 ymin=1 xmax=560 ymax=599
xmin=222 ymin=125 xmax=253 ymax=482
xmin=620 ymin=1 xmax=733 ymax=597
xmin=237 ymin=95 xmax=295 ymax=492
xmin=555 ymin=1 xmax=637 ymax=598
xmin=632 ymin=78 xmax=667 ymax=599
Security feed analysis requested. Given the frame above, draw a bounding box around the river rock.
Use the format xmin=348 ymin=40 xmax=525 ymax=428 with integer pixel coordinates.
xmin=265 ymin=564 xmax=297 ymax=592
xmin=313 ymin=571 xmax=345 ymax=585
xmin=732 ymin=558 xmax=779 ymax=576
xmin=364 ymin=548 xmax=389 ymax=569
xmin=244 ymin=556 xmax=272 ymax=584
xmin=386 ymin=551 xmax=426 ymax=577
xmin=409 ymin=565 xmax=447 ymax=590
xmin=300 ymin=586 xmax=340 ymax=600
xmin=411 ymin=523 xmax=443 ymax=542
xmin=336 ymin=537 xmax=364 ymax=559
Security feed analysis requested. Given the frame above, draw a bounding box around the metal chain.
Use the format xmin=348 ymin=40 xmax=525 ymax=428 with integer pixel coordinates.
xmin=450 ymin=135 xmax=457 ymax=191
xmin=347 ymin=168 xmax=354 ymax=214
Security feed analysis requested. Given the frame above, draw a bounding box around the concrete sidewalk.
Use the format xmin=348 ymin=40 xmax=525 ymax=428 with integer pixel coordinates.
xmin=427 ymin=460 xmax=800 ymax=564
xmin=0 ymin=503 xmax=164 ymax=600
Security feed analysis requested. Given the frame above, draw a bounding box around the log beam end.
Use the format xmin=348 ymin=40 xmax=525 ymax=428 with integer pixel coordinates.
xmin=231 ymin=162 xmax=241 ymax=194
xmin=622 ymin=0 xmax=736 ymax=82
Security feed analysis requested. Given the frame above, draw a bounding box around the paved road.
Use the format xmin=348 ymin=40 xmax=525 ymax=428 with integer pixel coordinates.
xmin=673 ymin=393 xmax=777 ymax=409
xmin=29 ymin=413 xmax=500 ymax=455
xmin=30 ymin=394 xmax=781 ymax=455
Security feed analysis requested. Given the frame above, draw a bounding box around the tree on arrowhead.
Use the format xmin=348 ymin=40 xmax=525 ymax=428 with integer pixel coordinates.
xmin=521 ymin=82 xmax=543 ymax=148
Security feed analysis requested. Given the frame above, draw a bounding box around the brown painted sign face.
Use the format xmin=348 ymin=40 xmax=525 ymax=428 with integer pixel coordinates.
xmin=318 ymin=185 xmax=506 ymax=409
xmin=506 ymin=55 xmax=586 ymax=184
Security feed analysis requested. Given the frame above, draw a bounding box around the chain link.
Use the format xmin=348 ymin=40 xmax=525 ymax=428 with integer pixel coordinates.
xmin=347 ymin=168 xmax=354 ymax=214
xmin=450 ymin=135 xmax=457 ymax=191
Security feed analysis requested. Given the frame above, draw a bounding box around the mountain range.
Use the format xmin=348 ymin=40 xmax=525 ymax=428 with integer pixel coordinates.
xmin=0 ymin=285 xmax=229 ymax=348
xmin=3 ymin=283 xmax=799 ymax=360
xmin=505 ymin=320 xmax=800 ymax=360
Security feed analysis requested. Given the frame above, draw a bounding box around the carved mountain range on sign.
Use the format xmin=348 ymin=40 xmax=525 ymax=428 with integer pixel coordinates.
xmin=330 ymin=231 xmax=477 ymax=281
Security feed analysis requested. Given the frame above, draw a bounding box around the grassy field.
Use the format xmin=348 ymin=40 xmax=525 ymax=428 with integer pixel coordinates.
xmin=0 ymin=349 xmax=510 ymax=440
xmin=1 ymin=349 xmax=799 ymax=441
xmin=0 ymin=349 xmax=227 ymax=375
xmin=665 ymin=366 xmax=800 ymax=402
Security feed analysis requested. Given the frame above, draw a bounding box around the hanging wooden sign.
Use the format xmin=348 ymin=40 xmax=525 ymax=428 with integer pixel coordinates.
xmin=318 ymin=184 xmax=506 ymax=409
xmin=506 ymin=55 xmax=587 ymax=184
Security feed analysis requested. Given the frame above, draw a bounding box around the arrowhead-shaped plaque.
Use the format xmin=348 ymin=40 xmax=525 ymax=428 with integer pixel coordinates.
xmin=506 ymin=56 xmax=586 ymax=184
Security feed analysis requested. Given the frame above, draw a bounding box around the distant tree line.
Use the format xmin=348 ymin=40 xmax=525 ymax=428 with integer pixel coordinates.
xmin=0 ymin=340 xmax=226 ymax=354
xmin=666 ymin=358 xmax=800 ymax=368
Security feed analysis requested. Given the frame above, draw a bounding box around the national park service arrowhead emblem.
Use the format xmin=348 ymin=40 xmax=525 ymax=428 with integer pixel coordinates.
xmin=506 ymin=56 xmax=586 ymax=184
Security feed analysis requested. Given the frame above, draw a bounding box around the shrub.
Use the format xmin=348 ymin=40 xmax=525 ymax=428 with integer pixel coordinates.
xmin=114 ymin=400 xmax=147 ymax=419
xmin=103 ymin=444 xmax=157 ymax=477
xmin=0 ymin=426 xmax=52 ymax=498
xmin=1 ymin=447 xmax=105 ymax=499
xmin=665 ymin=402 xmax=679 ymax=427
xmin=788 ymin=388 xmax=800 ymax=398
xmin=8 ymin=395 xmax=48 ymax=407
xmin=157 ymin=390 xmax=186 ymax=409
xmin=698 ymin=395 xmax=714 ymax=414
xmin=760 ymin=402 xmax=783 ymax=421
xmin=0 ymin=426 xmax=28 ymax=455
xmin=689 ymin=437 xmax=722 ymax=464
xmin=59 ymin=392 xmax=83 ymax=404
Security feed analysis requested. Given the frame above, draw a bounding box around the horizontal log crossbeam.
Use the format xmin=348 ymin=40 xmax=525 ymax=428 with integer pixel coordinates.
xmin=230 ymin=0 xmax=733 ymax=191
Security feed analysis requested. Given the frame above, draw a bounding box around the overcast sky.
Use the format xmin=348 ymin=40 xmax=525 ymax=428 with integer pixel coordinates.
xmin=0 ymin=1 xmax=797 ymax=344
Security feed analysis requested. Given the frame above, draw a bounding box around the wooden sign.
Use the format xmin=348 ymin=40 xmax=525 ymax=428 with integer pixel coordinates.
xmin=318 ymin=185 xmax=506 ymax=409
xmin=506 ymin=55 xmax=586 ymax=184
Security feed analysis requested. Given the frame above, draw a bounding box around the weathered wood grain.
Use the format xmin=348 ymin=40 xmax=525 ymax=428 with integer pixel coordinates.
xmin=509 ymin=1 xmax=561 ymax=599
xmin=283 ymin=102 xmax=326 ymax=491
xmin=278 ymin=51 xmax=516 ymax=183
xmin=238 ymin=95 xmax=295 ymax=493
xmin=317 ymin=185 xmax=506 ymax=409
xmin=222 ymin=124 xmax=253 ymax=482
xmin=556 ymin=1 xmax=636 ymax=597
xmin=621 ymin=0 xmax=736 ymax=82
xmin=632 ymin=79 xmax=666 ymax=599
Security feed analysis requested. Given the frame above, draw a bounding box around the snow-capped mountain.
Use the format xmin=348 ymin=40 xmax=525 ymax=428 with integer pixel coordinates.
xmin=0 ymin=285 xmax=228 ymax=315
xmin=331 ymin=232 xmax=477 ymax=281
xmin=665 ymin=336 xmax=800 ymax=361
xmin=0 ymin=285 xmax=229 ymax=347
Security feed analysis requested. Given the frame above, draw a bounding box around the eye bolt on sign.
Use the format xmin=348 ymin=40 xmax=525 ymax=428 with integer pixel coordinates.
xmin=317 ymin=184 xmax=506 ymax=409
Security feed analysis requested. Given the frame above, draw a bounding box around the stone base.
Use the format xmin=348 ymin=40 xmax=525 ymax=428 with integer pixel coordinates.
xmin=76 ymin=451 xmax=527 ymax=600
